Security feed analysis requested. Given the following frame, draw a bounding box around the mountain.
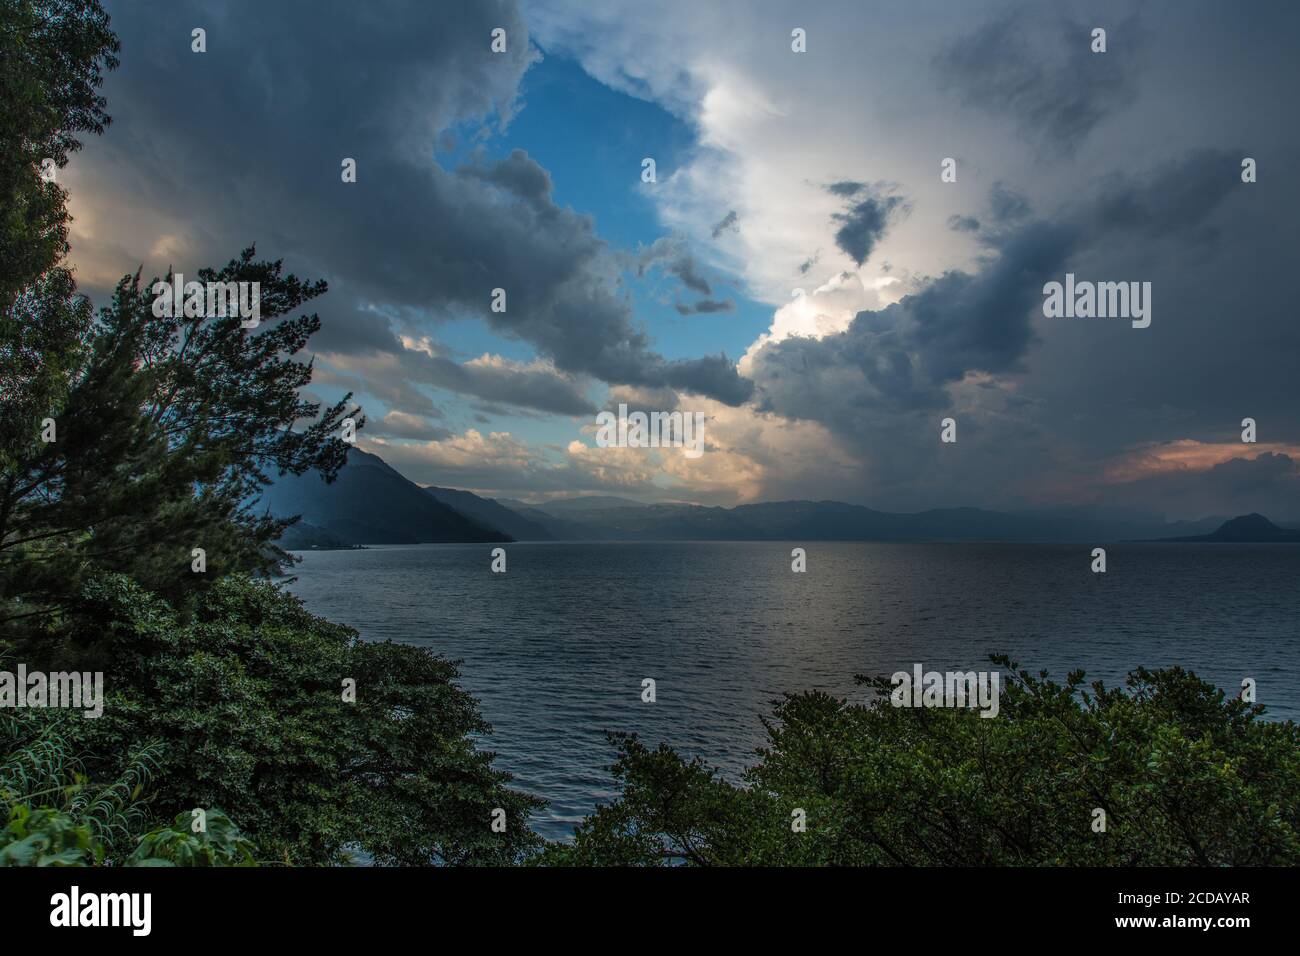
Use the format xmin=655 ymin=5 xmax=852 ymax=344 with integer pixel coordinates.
xmin=260 ymin=449 xmax=509 ymax=545
xmin=424 ymin=486 xmax=554 ymax=541
xmin=1151 ymin=513 xmax=1300 ymax=543
xmin=525 ymin=495 xmax=649 ymax=513
xmin=492 ymin=501 xmax=616 ymax=540
xmin=505 ymin=499 xmax=1209 ymax=543
xmin=266 ymin=448 xmax=1275 ymax=546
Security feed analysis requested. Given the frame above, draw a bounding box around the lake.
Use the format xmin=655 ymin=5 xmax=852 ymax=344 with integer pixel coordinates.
xmin=282 ymin=541 xmax=1300 ymax=842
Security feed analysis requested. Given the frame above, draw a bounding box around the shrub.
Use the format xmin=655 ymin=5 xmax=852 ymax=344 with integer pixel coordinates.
xmin=545 ymin=657 xmax=1300 ymax=866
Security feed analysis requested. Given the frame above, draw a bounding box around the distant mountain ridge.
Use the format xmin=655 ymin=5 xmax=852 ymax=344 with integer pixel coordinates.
xmin=501 ymin=499 xmax=1227 ymax=544
xmin=423 ymin=486 xmax=554 ymax=541
xmin=523 ymin=495 xmax=650 ymax=512
xmin=263 ymin=447 xmax=1294 ymax=548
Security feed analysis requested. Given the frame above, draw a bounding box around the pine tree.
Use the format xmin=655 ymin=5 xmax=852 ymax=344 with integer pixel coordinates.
xmin=1 ymin=0 xmax=361 ymax=635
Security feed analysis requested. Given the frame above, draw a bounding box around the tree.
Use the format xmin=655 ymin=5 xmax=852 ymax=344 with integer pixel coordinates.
xmin=1 ymin=0 xmax=362 ymax=634
xmin=544 ymin=657 xmax=1300 ymax=866
xmin=1 ymin=0 xmax=117 ymax=606
xmin=1 ymin=0 xmax=540 ymax=868
xmin=2 ymin=251 xmax=362 ymax=633
xmin=63 ymin=574 xmax=543 ymax=865
xmin=0 ymin=0 xmax=117 ymax=308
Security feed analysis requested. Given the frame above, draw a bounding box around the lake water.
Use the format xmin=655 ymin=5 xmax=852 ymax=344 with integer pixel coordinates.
xmin=282 ymin=541 xmax=1300 ymax=842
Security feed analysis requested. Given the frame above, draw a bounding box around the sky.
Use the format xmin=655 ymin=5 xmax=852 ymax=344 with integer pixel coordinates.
xmin=65 ymin=0 xmax=1300 ymax=520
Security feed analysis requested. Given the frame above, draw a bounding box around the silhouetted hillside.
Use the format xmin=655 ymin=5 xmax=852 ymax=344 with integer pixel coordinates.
xmin=260 ymin=449 xmax=509 ymax=545
xmin=272 ymin=450 xmax=1269 ymax=546
xmin=424 ymin=486 xmax=554 ymax=541
xmin=509 ymin=499 xmax=1212 ymax=543
xmin=1152 ymin=513 xmax=1300 ymax=543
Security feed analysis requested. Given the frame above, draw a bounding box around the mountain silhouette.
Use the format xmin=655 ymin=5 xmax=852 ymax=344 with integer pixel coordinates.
xmin=524 ymin=495 xmax=649 ymax=512
xmin=424 ymin=486 xmax=554 ymax=541
xmin=266 ymin=448 xmax=1294 ymax=546
xmin=1151 ymin=513 xmax=1300 ymax=543
xmin=260 ymin=449 xmax=509 ymax=545
xmin=476 ymin=497 xmax=1230 ymax=543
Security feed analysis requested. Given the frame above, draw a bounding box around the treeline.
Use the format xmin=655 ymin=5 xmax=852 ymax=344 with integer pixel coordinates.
xmin=542 ymin=660 xmax=1300 ymax=866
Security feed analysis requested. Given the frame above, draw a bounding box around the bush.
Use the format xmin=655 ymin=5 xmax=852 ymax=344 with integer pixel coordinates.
xmin=127 ymin=809 xmax=256 ymax=867
xmin=59 ymin=573 xmax=541 ymax=865
xmin=544 ymin=657 xmax=1300 ymax=866
xmin=1 ymin=708 xmax=158 ymax=864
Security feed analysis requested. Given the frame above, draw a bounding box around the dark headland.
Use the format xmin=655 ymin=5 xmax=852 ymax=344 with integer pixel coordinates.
xmin=1145 ymin=513 xmax=1300 ymax=543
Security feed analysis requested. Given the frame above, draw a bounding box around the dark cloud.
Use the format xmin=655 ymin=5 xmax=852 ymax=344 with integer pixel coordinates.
xmin=826 ymin=180 xmax=866 ymax=197
xmin=753 ymin=217 xmax=1079 ymax=422
xmin=1107 ymin=453 xmax=1300 ymax=522
xmin=935 ymin=11 xmax=1144 ymax=151
xmin=749 ymin=151 xmax=1246 ymax=507
xmin=639 ymin=236 xmax=713 ymax=295
xmin=675 ymin=298 xmax=735 ymax=315
xmin=988 ymin=182 xmax=1030 ymax=223
xmin=710 ymin=210 xmax=739 ymax=238
xmin=459 ymin=147 xmax=554 ymax=204
xmin=386 ymin=347 xmax=596 ymax=417
xmin=1088 ymin=148 xmax=1240 ymax=244
xmin=443 ymin=357 xmax=595 ymax=416
xmin=658 ymin=353 xmax=752 ymax=405
xmin=79 ymin=0 xmax=751 ymax=409
xmin=828 ymin=186 xmax=909 ymax=265
xmin=313 ymin=306 xmax=597 ymax=417
xmin=312 ymin=363 xmax=444 ymax=420
xmin=308 ymin=303 xmax=405 ymax=357
xmin=947 ymin=214 xmax=981 ymax=233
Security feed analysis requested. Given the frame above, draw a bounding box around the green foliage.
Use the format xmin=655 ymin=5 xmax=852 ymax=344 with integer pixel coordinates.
xmin=1 ymin=1 xmax=361 ymax=635
xmin=0 ymin=1 xmax=539 ymax=870
xmin=128 ymin=809 xmax=256 ymax=867
xmin=544 ymin=658 xmax=1300 ymax=866
xmin=0 ymin=708 xmax=160 ymax=862
xmin=62 ymin=573 xmax=542 ymax=865
xmin=0 ymin=707 xmax=236 ymax=867
xmin=1 ymin=250 xmax=363 ymax=631
xmin=1 ymin=802 xmax=259 ymax=868
xmin=0 ymin=0 xmax=114 ymax=520
xmin=0 ymin=804 xmax=97 ymax=866
xmin=0 ymin=0 xmax=118 ymax=309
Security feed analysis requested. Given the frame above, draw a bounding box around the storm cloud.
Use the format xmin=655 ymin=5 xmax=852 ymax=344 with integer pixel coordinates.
xmin=73 ymin=0 xmax=752 ymax=414
xmin=935 ymin=10 xmax=1145 ymax=152
xmin=827 ymin=182 xmax=910 ymax=265
xmin=747 ymin=149 xmax=1250 ymax=509
xmin=70 ymin=0 xmax=1300 ymax=514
